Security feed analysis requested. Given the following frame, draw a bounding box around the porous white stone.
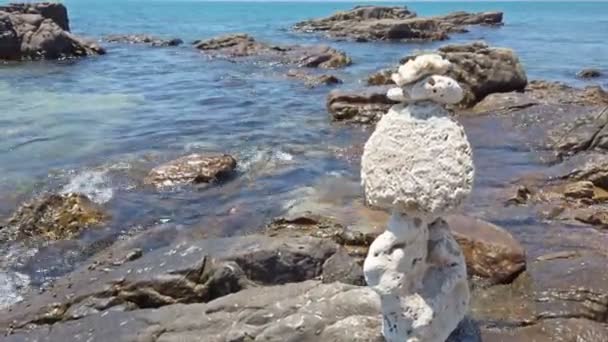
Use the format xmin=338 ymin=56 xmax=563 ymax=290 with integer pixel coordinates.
xmin=387 ymin=87 xmax=408 ymax=102
xmin=364 ymin=216 xmax=469 ymax=342
xmin=408 ymin=75 xmax=464 ymax=104
xmin=361 ymin=102 xmax=474 ymax=220
xmin=363 ymin=53 xmax=473 ymax=342
xmin=391 ymin=54 xmax=450 ymax=86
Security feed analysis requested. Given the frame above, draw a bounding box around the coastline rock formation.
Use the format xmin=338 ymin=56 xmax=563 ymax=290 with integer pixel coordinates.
xmin=361 ymin=54 xmax=473 ymax=341
xmin=577 ymin=68 xmax=602 ymax=79
xmin=0 ymin=193 xmax=107 ymax=242
xmin=103 ymin=34 xmax=183 ymax=47
xmin=194 ymin=33 xmax=351 ymax=69
xmin=369 ymin=42 xmax=528 ymax=107
xmin=0 ymin=2 xmax=104 ymax=60
xmin=293 ymin=5 xmax=502 ymax=42
xmin=144 ymin=153 xmax=237 ymax=188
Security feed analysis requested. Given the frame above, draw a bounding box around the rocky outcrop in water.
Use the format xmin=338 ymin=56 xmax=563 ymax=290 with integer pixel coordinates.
xmin=293 ymin=5 xmax=502 ymax=42
xmin=145 ymin=153 xmax=237 ymax=188
xmin=368 ymin=42 xmax=528 ymax=107
xmin=286 ymin=69 xmax=342 ymax=88
xmin=0 ymin=193 xmax=107 ymax=242
xmin=194 ymin=33 xmax=351 ymax=68
xmin=578 ymin=68 xmax=602 ymax=79
xmin=103 ymin=34 xmax=183 ymax=47
xmin=327 ymin=86 xmax=397 ymax=124
xmin=0 ymin=3 xmax=104 ymax=60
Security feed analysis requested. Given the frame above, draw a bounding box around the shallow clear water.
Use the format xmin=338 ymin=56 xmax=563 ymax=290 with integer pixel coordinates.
xmin=1 ymin=1 xmax=608 ymax=303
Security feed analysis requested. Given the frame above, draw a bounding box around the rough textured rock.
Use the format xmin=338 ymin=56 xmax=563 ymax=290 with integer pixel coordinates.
xmin=0 ymin=193 xmax=107 ymax=242
xmin=194 ymin=33 xmax=351 ymax=68
xmin=0 ymin=3 xmax=104 ymax=60
xmin=327 ymin=86 xmax=397 ymax=124
xmin=578 ymin=68 xmax=602 ymax=79
xmin=361 ymin=103 xmax=474 ymax=217
xmin=144 ymin=153 xmax=237 ymax=188
xmin=471 ymin=251 xmax=608 ymax=329
xmin=392 ymin=53 xmax=450 ymax=86
xmin=286 ymin=69 xmax=342 ymax=88
xmin=0 ymin=2 xmax=69 ymax=31
xmin=0 ymin=235 xmax=349 ymax=331
xmin=294 ymin=6 xmax=502 ymax=42
xmin=368 ymin=42 xmax=527 ymax=107
xmin=447 ymin=215 xmax=526 ymax=284
xmin=1 ymin=280 xmax=481 ymax=342
xmin=103 ymin=34 xmax=183 ymax=47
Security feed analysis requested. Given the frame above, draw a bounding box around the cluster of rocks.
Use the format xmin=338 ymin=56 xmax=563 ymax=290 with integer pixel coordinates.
xmin=0 ymin=2 xmax=104 ymax=60
xmin=102 ymin=34 xmax=183 ymax=47
xmin=329 ymin=41 xmax=527 ymax=124
xmin=294 ymin=5 xmax=503 ymax=42
xmin=194 ymin=33 xmax=351 ymax=69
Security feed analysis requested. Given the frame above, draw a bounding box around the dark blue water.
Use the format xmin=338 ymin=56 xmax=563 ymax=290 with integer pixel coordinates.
xmin=1 ymin=1 xmax=607 ymax=307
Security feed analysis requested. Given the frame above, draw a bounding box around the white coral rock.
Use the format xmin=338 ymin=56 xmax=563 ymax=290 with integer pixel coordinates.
xmin=361 ymin=102 xmax=474 ymax=220
xmin=391 ymin=54 xmax=450 ymax=86
xmin=409 ymin=75 xmax=464 ymax=104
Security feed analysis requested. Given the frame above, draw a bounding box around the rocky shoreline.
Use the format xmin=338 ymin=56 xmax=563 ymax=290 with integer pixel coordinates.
xmin=1 ymin=3 xmax=608 ymax=342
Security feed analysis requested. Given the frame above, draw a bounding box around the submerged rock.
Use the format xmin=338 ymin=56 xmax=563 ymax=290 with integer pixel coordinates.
xmin=368 ymin=42 xmax=527 ymax=107
xmin=194 ymin=33 xmax=351 ymax=68
xmin=286 ymin=69 xmax=342 ymax=88
xmin=0 ymin=3 xmax=104 ymax=60
xmin=103 ymin=34 xmax=183 ymax=47
xmin=0 ymin=193 xmax=107 ymax=242
xmin=293 ymin=5 xmax=502 ymax=42
xmin=145 ymin=153 xmax=237 ymax=188
xmin=578 ymin=68 xmax=602 ymax=79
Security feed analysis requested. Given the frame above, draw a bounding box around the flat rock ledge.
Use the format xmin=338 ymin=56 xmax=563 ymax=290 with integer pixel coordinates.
xmin=194 ymin=33 xmax=351 ymax=69
xmin=293 ymin=5 xmax=502 ymax=42
xmin=103 ymin=34 xmax=183 ymax=47
xmin=0 ymin=2 xmax=104 ymax=60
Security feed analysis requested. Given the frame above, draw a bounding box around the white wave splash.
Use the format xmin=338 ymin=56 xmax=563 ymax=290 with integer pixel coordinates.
xmin=61 ymin=170 xmax=114 ymax=204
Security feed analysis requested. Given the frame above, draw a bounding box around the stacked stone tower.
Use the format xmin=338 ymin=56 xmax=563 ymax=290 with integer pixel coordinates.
xmin=361 ymin=54 xmax=474 ymax=342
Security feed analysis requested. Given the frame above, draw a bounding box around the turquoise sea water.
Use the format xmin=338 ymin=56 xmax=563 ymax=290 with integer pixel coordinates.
xmin=0 ymin=1 xmax=607 ymax=293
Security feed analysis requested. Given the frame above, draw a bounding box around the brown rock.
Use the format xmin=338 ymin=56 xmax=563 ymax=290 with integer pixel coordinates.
xmin=563 ymin=181 xmax=595 ymax=199
xmin=145 ymin=153 xmax=237 ymax=188
xmin=0 ymin=193 xmax=106 ymax=242
xmin=0 ymin=4 xmax=104 ymax=61
xmin=103 ymin=34 xmax=183 ymax=47
xmin=0 ymin=2 xmax=70 ymax=31
xmin=194 ymin=33 xmax=351 ymax=69
xmin=293 ymin=6 xmax=502 ymax=42
xmin=447 ymin=215 xmax=526 ymax=284
xmin=401 ymin=42 xmax=528 ymax=106
xmin=286 ymin=69 xmax=342 ymax=88
xmin=326 ymin=86 xmax=397 ymax=124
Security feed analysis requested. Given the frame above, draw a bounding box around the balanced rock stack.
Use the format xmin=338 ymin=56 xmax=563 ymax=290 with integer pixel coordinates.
xmin=361 ymin=54 xmax=474 ymax=342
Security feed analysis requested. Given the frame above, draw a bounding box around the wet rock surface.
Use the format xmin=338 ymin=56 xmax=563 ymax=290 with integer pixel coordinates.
xmin=103 ymin=34 xmax=183 ymax=47
xmin=327 ymin=86 xmax=397 ymax=124
xmin=368 ymin=42 xmax=527 ymax=107
xmin=144 ymin=153 xmax=237 ymax=188
xmin=1 ymin=280 xmax=481 ymax=342
xmin=578 ymin=68 xmax=602 ymax=79
xmin=447 ymin=215 xmax=526 ymax=285
xmin=0 ymin=193 xmax=107 ymax=242
xmin=0 ymin=234 xmax=353 ymax=332
xmin=0 ymin=3 xmax=104 ymax=60
xmin=286 ymin=69 xmax=342 ymax=88
xmin=194 ymin=33 xmax=351 ymax=68
xmin=293 ymin=6 xmax=502 ymax=42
